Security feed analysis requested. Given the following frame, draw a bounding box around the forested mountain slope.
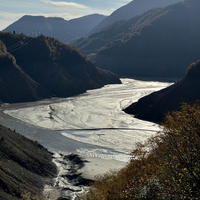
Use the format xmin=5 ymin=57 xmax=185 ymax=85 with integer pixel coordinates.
xmin=94 ymin=0 xmax=200 ymax=78
xmin=88 ymin=0 xmax=183 ymax=35
xmin=0 ymin=32 xmax=120 ymax=103
xmin=124 ymin=60 xmax=200 ymax=122
xmin=73 ymin=0 xmax=200 ymax=78
xmin=0 ymin=40 xmax=52 ymax=103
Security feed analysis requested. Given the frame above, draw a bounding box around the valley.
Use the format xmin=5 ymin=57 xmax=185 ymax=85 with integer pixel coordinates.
xmin=1 ymin=0 xmax=200 ymax=198
xmin=0 ymin=78 xmax=172 ymax=199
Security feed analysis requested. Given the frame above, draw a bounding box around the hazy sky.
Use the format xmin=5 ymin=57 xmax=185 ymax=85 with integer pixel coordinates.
xmin=0 ymin=0 xmax=132 ymax=31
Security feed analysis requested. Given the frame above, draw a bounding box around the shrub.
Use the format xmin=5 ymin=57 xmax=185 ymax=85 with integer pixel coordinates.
xmin=21 ymin=191 xmax=46 ymax=200
xmin=81 ymin=102 xmax=200 ymax=199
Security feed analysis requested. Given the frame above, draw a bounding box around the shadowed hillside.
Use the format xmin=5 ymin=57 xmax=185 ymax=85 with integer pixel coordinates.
xmin=0 ymin=40 xmax=53 ymax=103
xmin=124 ymin=60 xmax=200 ymax=122
xmin=0 ymin=125 xmax=57 ymax=200
xmin=73 ymin=0 xmax=200 ymax=78
xmin=3 ymin=14 xmax=106 ymax=44
xmin=87 ymin=0 xmax=183 ymax=35
xmin=95 ymin=0 xmax=200 ymax=78
xmin=0 ymin=32 xmax=121 ymax=103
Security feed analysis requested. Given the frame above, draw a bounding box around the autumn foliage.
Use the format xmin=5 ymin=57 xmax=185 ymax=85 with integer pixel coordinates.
xmin=81 ymin=102 xmax=200 ymax=199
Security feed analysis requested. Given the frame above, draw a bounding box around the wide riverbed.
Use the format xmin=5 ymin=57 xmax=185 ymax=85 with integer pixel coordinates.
xmin=0 ymin=78 xmax=173 ymax=199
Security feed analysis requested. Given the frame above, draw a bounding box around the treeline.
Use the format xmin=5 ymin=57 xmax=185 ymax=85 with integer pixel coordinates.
xmin=81 ymin=102 xmax=200 ymax=199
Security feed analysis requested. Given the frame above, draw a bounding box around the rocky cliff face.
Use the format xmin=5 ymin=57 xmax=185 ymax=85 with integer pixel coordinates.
xmin=124 ymin=60 xmax=200 ymax=122
xmin=0 ymin=125 xmax=57 ymax=200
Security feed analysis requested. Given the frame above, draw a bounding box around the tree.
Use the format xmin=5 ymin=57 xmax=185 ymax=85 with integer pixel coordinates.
xmin=81 ymin=102 xmax=200 ymax=199
xmin=152 ymin=102 xmax=200 ymax=199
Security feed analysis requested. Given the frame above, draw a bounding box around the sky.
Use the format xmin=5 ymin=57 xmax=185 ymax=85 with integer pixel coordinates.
xmin=0 ymin=0 xmax=132 ymax=31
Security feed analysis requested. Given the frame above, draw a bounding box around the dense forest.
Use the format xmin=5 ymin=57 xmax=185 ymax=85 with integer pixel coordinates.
xmin=0 ymin=125 xmax=57 ymax=200
xmin=73 ymin=0 xmax=200 ymax=78
xmin=0 ymin=32 xmax=121 ymax=103
xmin=124 ymin=60 xmax=200 ymax=122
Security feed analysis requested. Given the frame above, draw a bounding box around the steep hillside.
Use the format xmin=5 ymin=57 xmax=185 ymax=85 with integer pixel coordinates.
xmin=88 ymin=0 xmax=183 ymax=35
xmin=0 ymin=32 xmax=121 ymax=103
xmin=0 ymin=125 xmax=57 ymax=200
xmin=0 ymin=41 xmax=53 ymax=103
xmin=3 ymin=14 xmax=106 ymax=44
xmin=124 ymin=60 xmax=200 ymax=122
xmin=73 ymin=0 xmax=200 ymax=78
xmin=72 ymin=7 xmax=164 ymax=54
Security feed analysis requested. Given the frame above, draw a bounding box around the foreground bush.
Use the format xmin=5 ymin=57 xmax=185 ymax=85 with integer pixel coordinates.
xmin=21 ymin=191 xmax=46 ymax=200
xmin=81 ymin=102 xmax=200 ymax=200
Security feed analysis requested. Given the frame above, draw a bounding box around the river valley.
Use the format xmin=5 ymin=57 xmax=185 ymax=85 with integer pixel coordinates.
xmin=0 ymin=78 xmax=173 ymax=199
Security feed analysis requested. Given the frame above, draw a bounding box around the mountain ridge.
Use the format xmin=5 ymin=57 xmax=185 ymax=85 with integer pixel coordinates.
xmin=124 ymin=59 xmax=200 ymax=122
xmin=0 ymin=32 xmax=121 ymax=103
xmin=3 ymin=14 xmax=107 ymax=44
xmin=0 ymin=40 xmax=53 ymax=103
xmin=87 ymin=0 xmax=183 ymax=35
xmin=77 ymin=0 xmax=200 ymax=78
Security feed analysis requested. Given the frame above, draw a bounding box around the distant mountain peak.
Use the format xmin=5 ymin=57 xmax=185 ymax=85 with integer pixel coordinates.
xmin=87 ymin=0 xmax=183 ymax=35
xmin=3 ymin=14 xmax=106 ymax=43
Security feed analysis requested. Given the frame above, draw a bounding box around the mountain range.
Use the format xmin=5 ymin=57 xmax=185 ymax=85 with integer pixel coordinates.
xmin=3 ymin=14 xmax=106 ymax=44
xmin=124 ymin=60 xmax=200 ymax=122
xmin=0 ymin=32 xmax=121 ymax=104
xmin=87 ymin=0 xmax=183 ymax=36
xmin=73 ymin=0 xmax=200 ymax=78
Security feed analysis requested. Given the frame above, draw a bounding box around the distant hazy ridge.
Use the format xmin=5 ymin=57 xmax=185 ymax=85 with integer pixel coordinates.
xmin=3 ymin=14 xmax=106 ymax=44
xmin=73 ymin=0 xmax=200 ymax=78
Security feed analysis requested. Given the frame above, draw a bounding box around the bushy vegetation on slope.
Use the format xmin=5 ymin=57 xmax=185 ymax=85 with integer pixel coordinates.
xmin=81 ymin=102 xmax=200 ymax=199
